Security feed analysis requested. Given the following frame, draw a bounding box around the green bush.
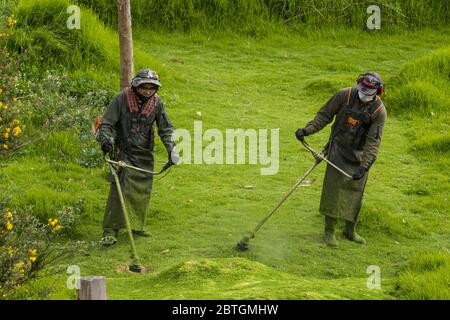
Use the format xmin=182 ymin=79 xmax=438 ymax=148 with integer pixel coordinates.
xmin=0 ymin=207 xmax=85 ymax=300
xmin=1 ymin=42 xmax=113 ymax=163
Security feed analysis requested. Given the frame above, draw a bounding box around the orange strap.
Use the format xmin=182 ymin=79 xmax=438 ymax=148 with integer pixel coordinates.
xmin=373 ymin=102 xmax=385 ymax=115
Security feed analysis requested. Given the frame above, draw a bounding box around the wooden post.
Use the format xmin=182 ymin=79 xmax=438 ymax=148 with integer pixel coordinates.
xmin=78 ymin=276 xmax=107 ymax=300
xmin=117 ymin=0 xmax=134 ymax=90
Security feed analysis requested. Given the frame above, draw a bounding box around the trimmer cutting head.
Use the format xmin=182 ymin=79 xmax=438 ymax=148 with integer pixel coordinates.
xmin=236 ymin=233 xmax=253 ymax=252
xmin=129 ymin=263 xmax=145 ymax=273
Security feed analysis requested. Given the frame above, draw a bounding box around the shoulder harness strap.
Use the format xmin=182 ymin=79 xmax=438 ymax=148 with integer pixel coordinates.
xmin=367 ymin=97 xmax=385 ymax=119
xmin=371 ymin=97 xmax=385 ymax=115
xmin=346 ymin=87 xmax=353 ymax=106
xmin=124 ymin=87 xmax=159 ymax=118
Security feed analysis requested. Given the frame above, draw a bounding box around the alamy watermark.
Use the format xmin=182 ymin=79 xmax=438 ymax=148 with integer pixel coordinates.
xmin=367 ymin=5 xmax=381 ymax=30
xmin=66 ymin=265 xmax=81 ymax=290
xmin=65 ymin=4 xmax=381 ymax=31
xmin=174 ymin=121 xmax=279 ymax=176
xmin=67 ymin=5 xmax=81 ymax=30
xmin=367 ymin=265 xmax=381 ymax=289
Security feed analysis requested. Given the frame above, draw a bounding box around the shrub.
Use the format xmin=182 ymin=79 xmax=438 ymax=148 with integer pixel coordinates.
xmin=0 ymin=96 xmax=24 ymax=156
xmin=0 ymin=207 xmax=86 ymax=300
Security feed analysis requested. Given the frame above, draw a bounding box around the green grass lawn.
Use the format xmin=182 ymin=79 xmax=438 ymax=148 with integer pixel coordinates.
xmin=2 ymin=28 xmax=449 ymax=300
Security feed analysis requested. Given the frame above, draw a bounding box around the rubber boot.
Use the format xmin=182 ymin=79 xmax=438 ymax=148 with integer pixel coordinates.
xmin=324 ymin=216 xmax=338 ymax=248
xmin=343 ymin=221 xmax=366 ymax=244
xmin=100 ymin=229 xmax=119 ymax=246
xmin=132 ymin=230 xmax=152 ymax=237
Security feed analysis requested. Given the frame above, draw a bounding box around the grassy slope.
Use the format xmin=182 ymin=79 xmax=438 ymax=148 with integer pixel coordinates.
xmin=2 ymin=26 xmax=450 ymax=299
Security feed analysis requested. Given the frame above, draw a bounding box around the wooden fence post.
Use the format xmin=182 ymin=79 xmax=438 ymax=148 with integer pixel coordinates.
xmin=78 ymin=276 xmax=107 ymax=300
xmin=117 ymin=0 xmax=134 ymax=90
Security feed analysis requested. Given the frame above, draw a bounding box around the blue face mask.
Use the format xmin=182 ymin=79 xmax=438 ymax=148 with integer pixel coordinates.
xmin=358 ymin=91 xmax=376 ymax=104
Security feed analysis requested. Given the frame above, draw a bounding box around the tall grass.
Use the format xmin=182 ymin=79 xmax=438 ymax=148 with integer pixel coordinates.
xmin=77 ymin=0 xmax=450 ymax=33
xmin=386 ymin=47 xmax=450 ymax=116
xmin=7 ymin=0 xmax=165 ymax=79
xmin=77 ymin=0 xmax=275 ymax=36
xmin=9 ymin=0 xmax=109 ymax=70
xmin=397 ymin=253 xmax=450 ymax=300
xmin=5 ymin=0 xmax=450 ymax=73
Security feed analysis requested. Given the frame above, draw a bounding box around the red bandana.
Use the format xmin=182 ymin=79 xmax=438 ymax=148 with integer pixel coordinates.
xmin=125 ymin=87 xmax=158 ymax=117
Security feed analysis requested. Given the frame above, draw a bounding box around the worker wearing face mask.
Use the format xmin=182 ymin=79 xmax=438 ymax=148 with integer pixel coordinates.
xmin=295 ymin=72 xmax=387 ymax=248
xmin=97 ymin=68 xmax=178 ymax=246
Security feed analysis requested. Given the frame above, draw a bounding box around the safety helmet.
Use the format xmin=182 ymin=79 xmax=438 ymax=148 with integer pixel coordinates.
xmin=357 ymin=72 xmax=384 ymax=96
xmin=131 ymin=68 xmax=162 ymax=88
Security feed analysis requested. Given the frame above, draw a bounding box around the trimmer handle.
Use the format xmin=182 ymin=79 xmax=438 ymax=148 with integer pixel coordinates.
xmin=299 ymin=137 xmax=324 ymax=163
xmin=300 ymin=137 xmax=352 ymax=179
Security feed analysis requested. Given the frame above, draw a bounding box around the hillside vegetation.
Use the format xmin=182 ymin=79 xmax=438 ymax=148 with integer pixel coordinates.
xmin=0 ymin=0 xmax=448 ymax=300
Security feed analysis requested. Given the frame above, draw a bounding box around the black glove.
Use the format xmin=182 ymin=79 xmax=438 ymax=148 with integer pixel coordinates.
xmin=295 ymin=128 xmax=308 ymax=141
xmin=101 ymin=140 xmax=113 ymax=155
xmin=353 ymin=166 xmax=367 ymax=180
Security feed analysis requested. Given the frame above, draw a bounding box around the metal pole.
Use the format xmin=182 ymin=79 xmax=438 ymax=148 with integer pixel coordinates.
xmin=108 ymin=164 xmax=141 ymax=268
xmin=252 ymin=161 xmax=321 ymax=235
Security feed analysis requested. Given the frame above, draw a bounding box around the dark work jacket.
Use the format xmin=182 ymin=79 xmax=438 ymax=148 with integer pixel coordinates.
xmin=304 ymin=87 xmax=387 ymax=221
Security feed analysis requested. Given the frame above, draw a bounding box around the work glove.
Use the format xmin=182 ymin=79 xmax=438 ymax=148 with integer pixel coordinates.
xmin=101 ymin=140 xmax=113 ymax=156
xmin=168 ymin=148 xmax=180 ymax=166
xmin=295 ymin=128 xmax=308 ymax=141
xmin=352 ymin=166 xmax=367 ymax=180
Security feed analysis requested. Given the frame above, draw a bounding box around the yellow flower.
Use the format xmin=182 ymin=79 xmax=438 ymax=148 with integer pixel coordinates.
xmin=48 ymin=218 xmax=58 ymax=227
xmin=28 ymin=248 xmax=37 ymax=256
xmin=6 ymin=221 xmax=13 ymax=231
xmin=14 ymin=262 xmax=25 ymax=278
xmin=3 ymin=129 xmax=10 ymax=139
xmin=6 ymin=211 xmax=13 ymax=219
xmin=1 ymin=144 xmax=8 ymax=150
xmin=29 ymin=256 xmax=37 ymax=263
xmin=0 ymin=101 xmax=3 ymax=108
xmin=7 ymin=246 xmax=16 ymax=257
xmin=12 ymin=97 xmax=17 ymax=103
xmin=6 ymin=17 xmax=17 ymax=26
xmin=13 ymin=126 xmax=21 ymax=137
xmin=52 ymin=225 xmax=62 ymax=233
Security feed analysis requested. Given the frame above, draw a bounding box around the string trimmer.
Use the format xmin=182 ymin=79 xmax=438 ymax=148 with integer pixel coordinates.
xmin=105 ymin=140 xmax=174 ymax=273
xmin=236 ymin=137 xmax=352 ymax=251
